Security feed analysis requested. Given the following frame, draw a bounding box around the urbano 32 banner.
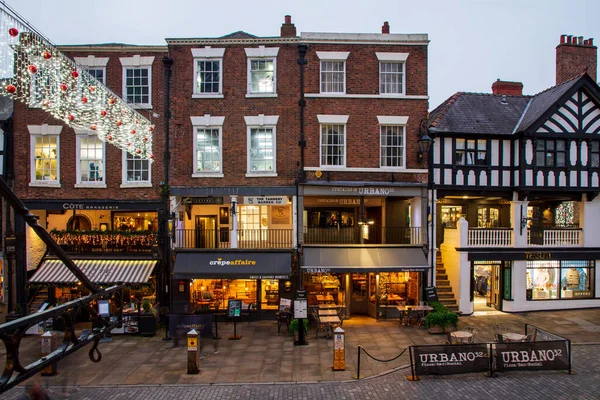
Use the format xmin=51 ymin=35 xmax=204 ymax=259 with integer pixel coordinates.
xmin=495 ymin=341 xmax=569 ymax=371
xmin=414 ymin=344 xmax=490 ymax=375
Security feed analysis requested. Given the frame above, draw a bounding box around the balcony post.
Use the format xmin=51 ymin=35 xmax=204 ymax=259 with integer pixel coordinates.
xmin=580 ymin=194 xmax=600 ymax=247
xmin=230 ymin=196 xmax=238 ymax=248
xmin=457 ymin=217 xmax=468 ymax=247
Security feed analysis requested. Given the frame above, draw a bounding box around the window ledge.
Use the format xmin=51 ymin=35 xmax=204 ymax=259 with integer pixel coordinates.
xmin=245 ymin=93 xmax=278 ymax=98
xmin=129 ymin=104 xmax=153 ymax=110
xmin=306 ymin=93 xmax=428 ymax=100
xmin=245 ymin=172 xmax=278 ymax=177
xmin=192 ymin=94 xmax=224 ymax=99
xmin=75 ymin=183 xmax=107 ymax=189
xmin=29 ymin=182 xmax=61 ymax=188
xmin=192 ymin=173 xmax=224 ymax=178
xmin=120 ymin=182 xmax=152 ymax=188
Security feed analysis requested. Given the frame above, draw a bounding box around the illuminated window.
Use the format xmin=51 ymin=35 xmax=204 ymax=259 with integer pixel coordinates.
xmin=29 ymin=125 xmax=61 ymax=186
xmin=76 ymin=131 xmax=105 ymax=186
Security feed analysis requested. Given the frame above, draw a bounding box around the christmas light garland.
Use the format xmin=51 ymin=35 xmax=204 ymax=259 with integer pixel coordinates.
xmin=0 ymin=15 xmax=154 ymax=160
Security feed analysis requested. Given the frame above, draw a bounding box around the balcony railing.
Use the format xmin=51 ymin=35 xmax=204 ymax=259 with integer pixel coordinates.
xmin=303 ymin=226 xmax=422 ymax=245
xmin=174 ymin=229 xmax=293 ymax=249
xmin=49 ymin=231 xmax=158 ymax=254
xmin=467 ymin=228 xmax=513 ymax=247
xmin=528 ymin=228 xmax=581 ymax=247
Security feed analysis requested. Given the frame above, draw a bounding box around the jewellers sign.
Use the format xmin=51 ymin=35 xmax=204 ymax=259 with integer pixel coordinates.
xmin=414 ymin=344 xmax=489 ymax=375
xmin=244 ymin=196 xmax=288 ymax=205
xmin=495 ymin=341 xmax=569 ymax=371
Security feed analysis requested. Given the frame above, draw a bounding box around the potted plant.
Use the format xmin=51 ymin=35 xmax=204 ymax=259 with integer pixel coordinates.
xmin=288 ymin=318 xmax=309 ymax=339
xmin=138 ymin=300 xmax=157 ymax=337
xmin=424 ymin=302 xmax=459 ymax=334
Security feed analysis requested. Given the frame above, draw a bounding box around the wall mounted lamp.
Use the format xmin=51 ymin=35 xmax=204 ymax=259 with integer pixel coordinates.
xmin=417 ymin=131 xmax=433 ymax=163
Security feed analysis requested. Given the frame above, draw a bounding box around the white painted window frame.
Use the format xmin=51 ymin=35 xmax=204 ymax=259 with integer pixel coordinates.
xmin=244 ymin=115 xmax=279 ymax=177
xmin=192 ymin=47 xmax=225 ymax=98
xmin=318 ymin=115 xmax=348 ymax=168
xmin=245 ymin=46 xmax=279 ymax=97
xmin=377 ymin=53 xmax=408 ymax=95
xmin=378 ymin=116 xmax=409 ymax=169
xmin=120 ymin=55 xmax=154 ymax=109
xmin=75 ymin=129 xmax=107 ymax=188
xmin=120 ymin=150 xmax=152 ymax=188
xmin=317 ymin=51 xmax=349 ymax=95
xmin=191 ymin=115 xmax=225 ymax=178
xmin=28 ymin=124 xmax=62 ymax=188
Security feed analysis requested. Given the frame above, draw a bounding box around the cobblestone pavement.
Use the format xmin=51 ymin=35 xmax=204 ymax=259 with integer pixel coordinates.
xmin=3 ymin=344 xmax=600 ymax=400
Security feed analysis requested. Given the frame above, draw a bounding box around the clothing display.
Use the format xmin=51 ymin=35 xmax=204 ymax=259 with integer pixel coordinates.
xmin=565 ymin=268 xmax=580 ymax=288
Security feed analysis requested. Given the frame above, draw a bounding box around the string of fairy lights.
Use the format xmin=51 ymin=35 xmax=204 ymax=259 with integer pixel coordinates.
xmin=0 ymin=4 xmax=154 ymax=160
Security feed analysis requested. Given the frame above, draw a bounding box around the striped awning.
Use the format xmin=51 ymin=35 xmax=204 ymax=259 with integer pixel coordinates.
xmin=29 ymin=259 xmax=157 ymax=284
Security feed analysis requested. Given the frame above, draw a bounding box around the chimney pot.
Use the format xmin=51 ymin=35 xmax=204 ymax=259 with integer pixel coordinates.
xmin=491 ymin=80 xmax=523 ymax=96
xmin=285 ymin=15 xmax=291 ymax=24
xmin=280 ymin=15 xmax=296 ymax=38
xmin=579 ymin=36 xmax=584 ymax=45
xmin=567 ymin=35 xmax=573 ymax=44
xmin=590 ymin=38 xmax=594 ymax=46
xmin=560 ymin=35 xmax=566 ymax=44
xmin=382 ymin=21 xmax=390 ymax=34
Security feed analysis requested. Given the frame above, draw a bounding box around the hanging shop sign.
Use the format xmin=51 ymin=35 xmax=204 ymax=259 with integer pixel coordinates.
xmin=413 ymin=344 xmax=490 ymax=375
xmin=169 ymin=314 xmax=212 ymax=340
xmin=495 ymin=341 xmax=569 ymax=371
xmin=244 ymin=196 xmax=288 ymax=205
xmin=4 ymin=236 xmax=16 ymax=254
xmin=181 ymin=197 xmax=224 ymax=205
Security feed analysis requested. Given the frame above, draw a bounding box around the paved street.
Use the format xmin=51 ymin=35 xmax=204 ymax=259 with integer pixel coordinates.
xmin=3 ymin=344 xmax=600 ymax=399
xmin=1 ymin=308 xmax=600 ymax=399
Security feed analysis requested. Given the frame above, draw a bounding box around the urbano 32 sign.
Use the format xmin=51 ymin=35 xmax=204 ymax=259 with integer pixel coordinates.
xmin=414 ymin=344 xmax=489 ymax=375
xmin=495 ymin=341 xmax=569 ymax=371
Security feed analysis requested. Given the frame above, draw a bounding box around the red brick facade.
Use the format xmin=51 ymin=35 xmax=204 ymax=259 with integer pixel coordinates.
xmin=556 ymin=35 xmax=597 ymax=85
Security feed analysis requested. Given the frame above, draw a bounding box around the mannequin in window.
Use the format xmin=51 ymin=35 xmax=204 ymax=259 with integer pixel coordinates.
xmin=536 ymin=268 xmax=550 ymax=288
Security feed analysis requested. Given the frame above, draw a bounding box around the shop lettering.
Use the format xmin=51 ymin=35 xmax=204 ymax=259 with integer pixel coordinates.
xmin=358 ymin=187 xmax=395 ymax=195
xmin=525 ymin=252 xmax=551 ymax=260
xmin=419 ymin=351 xmax=484 ymax=363
xmin=62 ymin=203 xmax=120 ymax=210
xmin=209 ymin=258 xmax=256 ymax=266
xmin=331 ymin=187 xmax=356 ymax=192
xmin=500 ymin=349 xmax=561 ymax=363
xmin=305 ymin=268 xmax=331 ymax=273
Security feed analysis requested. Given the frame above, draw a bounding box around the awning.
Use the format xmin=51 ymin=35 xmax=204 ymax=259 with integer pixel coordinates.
xmin=29 ymin=259 xmax=157 ymax=284
xmin=302 ymin=247 xmax=429 ymax=273
xmin=173 ymin=251 xmax=291 ymax=279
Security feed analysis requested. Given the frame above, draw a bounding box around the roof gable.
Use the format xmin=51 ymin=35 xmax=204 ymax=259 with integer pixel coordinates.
xmin=535 ymin=88 xmax=600 ymax=134
xmin=219 ymin=31 xmax=257 ymax=39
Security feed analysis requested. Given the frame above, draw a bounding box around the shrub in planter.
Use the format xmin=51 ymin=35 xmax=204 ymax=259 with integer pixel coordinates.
xmin=288 ymin=318 xmax=309 ymax=336
xmin=425 ymin=302 xmax=459 ymax=333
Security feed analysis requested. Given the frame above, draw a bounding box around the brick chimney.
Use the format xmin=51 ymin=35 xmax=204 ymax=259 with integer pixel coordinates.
xmin=280 ymin=15 xmax=297 ymax=38
xmin=382 ymin=21 xmax=390 ymax=34
xmin=491 ymin=79 xmax=523 ymax=96
xmin=556 ymin=34 xmax=597 ymax=85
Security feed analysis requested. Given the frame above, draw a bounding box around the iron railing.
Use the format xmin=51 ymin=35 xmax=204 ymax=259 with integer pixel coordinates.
xmin=303 ymin=226 xmax=422 ymax=245
xmin=173 ymin=228 xmax=293 ymax=249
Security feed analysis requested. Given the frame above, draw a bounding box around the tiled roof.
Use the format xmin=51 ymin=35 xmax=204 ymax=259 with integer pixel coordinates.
xmin=429 ymin=92 xmax=531 ymax=135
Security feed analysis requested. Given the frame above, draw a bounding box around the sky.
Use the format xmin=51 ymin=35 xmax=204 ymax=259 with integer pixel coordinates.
xmin=3 ymin=0 xmax=599 ymax=110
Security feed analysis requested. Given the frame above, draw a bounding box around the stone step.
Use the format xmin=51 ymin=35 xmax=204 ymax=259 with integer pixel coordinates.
xmin=438 ymin=293 xmax=455 ymax=299
xmin=436 ymin=273 xmax=448 ymax=280
xmin=436 ymin=286 xmax=452 ymax=292
xmin=436 ymin=280 xmax=450 ymax=286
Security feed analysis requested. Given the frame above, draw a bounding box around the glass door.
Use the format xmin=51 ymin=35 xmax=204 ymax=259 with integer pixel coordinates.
xmin=195 ymin=215 xmax=217 ymax=248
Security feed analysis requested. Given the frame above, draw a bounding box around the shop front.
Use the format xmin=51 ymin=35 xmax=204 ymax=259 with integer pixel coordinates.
xmin=467 ymin=249 xmax=600 ymax=312
xmin=301 ymin=246 xmax=429 ymax=319
xmin=172 ymin=249 xmax=293 ymax=319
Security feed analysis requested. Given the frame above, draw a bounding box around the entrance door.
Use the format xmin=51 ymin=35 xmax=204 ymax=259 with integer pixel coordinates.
xmin=195 ymin=216 xmax=217 ymax=248
xmin=350 ymin=273 xmax=368 ymax=315
xmin=490 ymin=264 xmax=501 ymax=310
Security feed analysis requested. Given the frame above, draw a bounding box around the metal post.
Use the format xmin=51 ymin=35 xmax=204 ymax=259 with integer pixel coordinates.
xmin=488 ymin=343 xmax=494 ymax=378
xmin=407 ymin=346 xmax=420 ymax=381
xmin=187 ymin=329 xmax=200 ymax=374
xmin=352 ymin=345 xmax=362 ymax=379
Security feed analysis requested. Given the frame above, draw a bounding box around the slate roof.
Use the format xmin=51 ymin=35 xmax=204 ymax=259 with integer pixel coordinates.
xmin=219 ymin=31 xmax=257 ymax=39
xmin=429 ymin=92 xmax=531 ymax=135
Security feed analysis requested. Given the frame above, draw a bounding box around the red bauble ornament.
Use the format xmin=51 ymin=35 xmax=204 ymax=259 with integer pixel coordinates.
xmin=90 ymin=124 xmax=97 ymax=130
xmin=89 ymin=86 xmax=95 ymax=92
xmin=43 ymin=51 xmax=52 ymax=60
xmin=136 ymin=149 xmax=142 ymax=154
xmin=100 ymin=110 xmax=107 ymax=117
xmin=107 ymin=135 xmax=113 ymax=141
xmin=109 ymin=98 xmax=115 ymax=105
xmin=150 ymin=154 xmax=154 ymax=160
xmin=130 ymin=129 xmax=136 ymax=135
xmin=67 ymin=114 xmax=75 ymax=122
xmin=27 ymin=65 xmax=38 ymax=74
xmin=116 ymin=120 xmax=122 ymax=126
xmin=126 ymin=142 xmax=131 ymax=147
xmin=60 ymin=83 xmax=68 ymax=91
xmin=148 ymin=126 xmax=154 ymax=132
xmin=6 ymin=84 xmax=16 ymax=94
xmin=71 ymin=70 xmax=79 ymax=78
xmin=8 ymin=28 xmax=18 ymax=37
xmin=42 ymin=100 xmax=50 ymax=108
xmin=81 ymin=96 xmax=88 ymax=104
xmin=143 ymin=137 xmax=148 ymax=142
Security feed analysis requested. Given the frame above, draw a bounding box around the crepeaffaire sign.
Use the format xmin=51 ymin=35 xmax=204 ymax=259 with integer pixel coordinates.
xmin=414 ymin=344 xmax=489 ymax=375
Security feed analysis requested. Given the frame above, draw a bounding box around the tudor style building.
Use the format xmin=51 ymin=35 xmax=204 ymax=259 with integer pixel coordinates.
xmin=428 ymin=35 xmax=600 ymax=314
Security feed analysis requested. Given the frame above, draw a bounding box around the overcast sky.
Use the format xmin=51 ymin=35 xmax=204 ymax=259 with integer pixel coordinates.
xmin=4 ymin=0 xmax=598 ymax=109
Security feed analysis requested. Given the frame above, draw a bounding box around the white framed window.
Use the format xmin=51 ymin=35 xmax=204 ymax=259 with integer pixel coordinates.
xmin=318 ymin=115 xmax=348 ymax=167
xmin=317 ymin=51 xmax=349 ymax=94
xmin=75 ymin=130 xmax=106 ymax=188
xmin=121 ymin=151 xmax=152 ymax=187
xmin=120 ymin=55 xmax=154 ymax=109
xmin=245 ymin=47 xmax=279 ymax=97
xmin=378 ymin=116 xmax=408 ymax=168
xmin=29 ymin=57 xmax=59 ymax=109
xmin=28 ymin=124 xmax=61 ymax=187
xmin=244 ymin=115 xmax=279 ymax=176
xmin=74 ymin=56 xmax=109 ymax=84
xmin=192 ymin=47 xmax=225 ymax=98
xmin=376 ymin=53 xmax=408 ymax=95
xmin=191 ymin=115 xmax=225 ymax=177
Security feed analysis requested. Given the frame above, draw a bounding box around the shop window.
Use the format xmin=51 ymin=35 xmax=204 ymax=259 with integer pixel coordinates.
xmin=114 ymin=212 xmax=158 ymax=231
xmin=478 ymin=206 xmax=499 ymax=228
xmin=262 ymin=280 xmax=279 ymax=310
xmin=526 ymin=260 xmax=594 ymax=300
xmin=67 ymin=215 xmax=92 ymax=231
xmin=441 ymin=206 xmax=463 ymax=228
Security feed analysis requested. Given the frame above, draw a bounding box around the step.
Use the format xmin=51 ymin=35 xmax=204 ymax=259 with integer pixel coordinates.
xmin=436 ymin=280 xmax=450 ymax=286
xmin=436 ymin=273 xmax=448 ymax=280
xmin=438 ymin=293 xmax=455 ymax=299
xmin=436 ymin=286 xmax=452 ymax=292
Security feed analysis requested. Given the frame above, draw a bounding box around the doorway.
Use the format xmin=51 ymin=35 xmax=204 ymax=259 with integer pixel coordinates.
xmin=473 ymin=260 xmax=502 ymax=311
xmin=195 ymin=215 xmax=217 ymax=248
xmin=350 ymin=273 xmax=368 ymax=315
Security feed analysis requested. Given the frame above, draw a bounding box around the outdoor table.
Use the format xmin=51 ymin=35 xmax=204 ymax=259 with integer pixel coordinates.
xmin=319 ymin=315 xmax=341 ymax=338
xmin=503 ymin=332 xmax=527 ymax=342
xmin=318 ymin=304 xmax=339 ymax=309
xmin=318 ymin=309 xmax=337 ymax=316
xmin=451 ymin=330 xmax=473 ymax=344
xmin=395 ymin=305 xmax=434 ymax=312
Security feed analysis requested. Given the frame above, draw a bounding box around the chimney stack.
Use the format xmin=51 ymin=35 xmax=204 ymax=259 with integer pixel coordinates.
xmin=382 ymin=21 xmax=390 ymax=34
xmin=492 ymin=79 xmax=523 ymax=96
xmin=280 ymin=15 xmax=297 ymax=38
xmin=556 ymin=34 xmax=597 ymax=85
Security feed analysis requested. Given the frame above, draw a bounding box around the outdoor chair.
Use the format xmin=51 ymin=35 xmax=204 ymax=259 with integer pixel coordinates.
xmin=314 ymin=314 xmax=329 ymax=339
xmin=521 ymin=334 xmax=534 ymax=342
xmin=466 ymin=326 xmax=477 ymax=343
xmin=491 ymin=324 xmax=507 ymax=342
xmin=400 ymin=308 xmax=412 ymax=327
xmin=276 ymin=311 xmax=291 ymax=335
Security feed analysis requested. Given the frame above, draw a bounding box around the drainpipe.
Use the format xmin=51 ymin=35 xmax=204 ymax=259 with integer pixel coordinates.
xmin=161 ymin=56 xmax=173 ymax=311
xmin=296 ymin=44 xmax=308 ymax=290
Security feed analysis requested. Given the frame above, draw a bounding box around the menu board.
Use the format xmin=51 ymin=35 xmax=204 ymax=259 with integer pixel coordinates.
xmin=227 ymin=299 xmax=242 ymax=318
xmin=425 ymin=286 xmax=439 ymax=303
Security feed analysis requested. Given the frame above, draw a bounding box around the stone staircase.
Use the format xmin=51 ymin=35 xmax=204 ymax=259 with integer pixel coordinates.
xmin=28 ymin=287 xmax=49 ymax=314
xmin=435 ymin=251 xmax=459 ymax=312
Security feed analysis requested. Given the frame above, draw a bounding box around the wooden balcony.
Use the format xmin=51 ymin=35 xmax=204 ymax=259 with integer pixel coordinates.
xmin=49 ymin=230 xmax=158 ymax=255
xmin=303 ymin=226 xmax=422 ymax=245
xmin=527 ymin=228 xmax=582 ymax=247
xmin=174 ymin=228 xmax=293 ymax=249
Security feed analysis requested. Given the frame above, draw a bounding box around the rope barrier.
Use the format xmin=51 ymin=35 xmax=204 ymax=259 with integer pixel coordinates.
xmin=360 ymin=345 xmax=408 ymax=363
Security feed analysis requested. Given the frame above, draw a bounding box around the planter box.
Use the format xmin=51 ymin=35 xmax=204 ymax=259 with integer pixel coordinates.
xmin=428 ymin=325 xmax=444 ymax=334
xmin=444 ymin=325 xmax=457 ymax=333
xmin=139 ymin=314 xmax=157 ymax=337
